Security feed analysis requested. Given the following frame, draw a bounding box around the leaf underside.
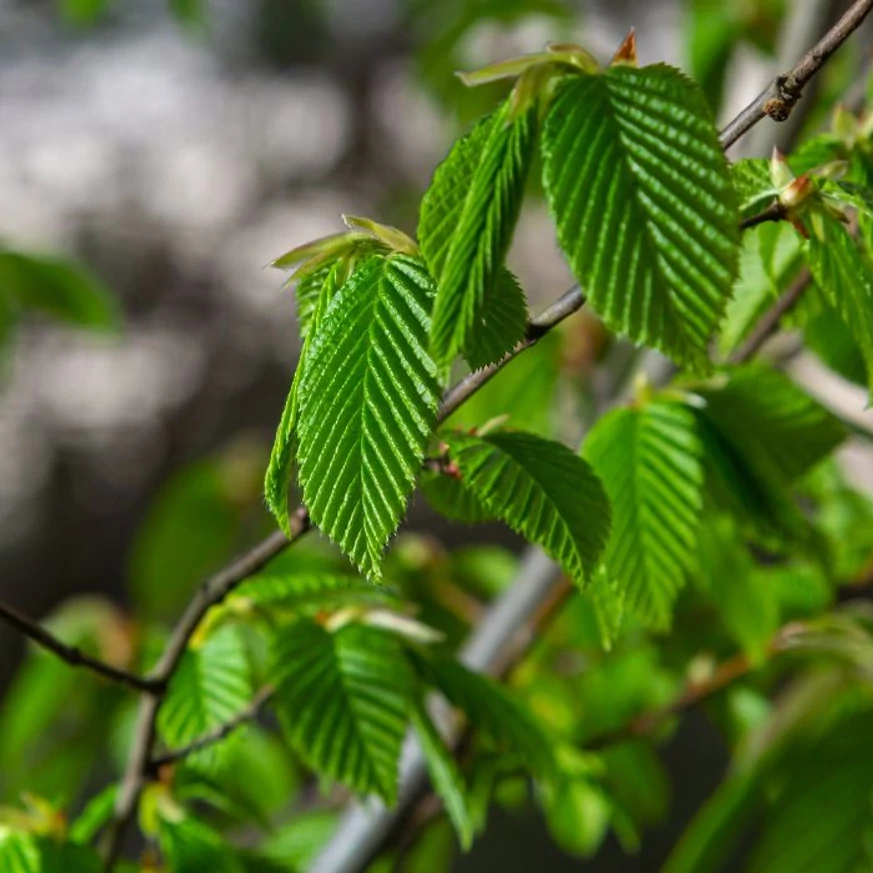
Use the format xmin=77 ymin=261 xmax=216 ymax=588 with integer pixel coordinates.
xmin=542 ymin=65 xmax=740 ymax=371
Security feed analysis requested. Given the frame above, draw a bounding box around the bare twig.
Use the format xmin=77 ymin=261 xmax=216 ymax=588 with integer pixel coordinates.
xmin=0 ymin=601 xmax=159 ymax=693
xmin=147 ymin=685 xmax=275 ymax=772
xmin=739 ymin=201 xmax=787 ymax=231
xmin=720 ymin=0 xmax=873 ymax=150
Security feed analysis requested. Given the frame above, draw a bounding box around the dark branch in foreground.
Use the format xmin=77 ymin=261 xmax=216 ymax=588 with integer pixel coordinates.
xmin=0 ymin=601 xmax=159 ymax=693
xmin=720 ymin=0 xmax=873 ymax=149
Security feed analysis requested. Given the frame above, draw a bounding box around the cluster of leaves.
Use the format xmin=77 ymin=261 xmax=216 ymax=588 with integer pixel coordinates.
xmin=6 ymin=12 xmax=873 ymax=873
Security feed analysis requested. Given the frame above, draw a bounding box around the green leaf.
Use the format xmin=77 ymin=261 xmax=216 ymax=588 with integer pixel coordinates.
xmin=169 ymin=0 xmax=205 ymax=30
xmin=271 ymin=619 xmax=412 ymax=802
xmin=296 ymin=254 xmax=441 ymax=578
xmin=413 ymin=655 xmax=555 ymax=777
xmin=57 ymin=0 xmax=110 ymax=26
xmin=719 ymin=223 xmax=802 ymax=356
xmin=748 ymin=711 xmax=873 ymax=873
xmin=419 ymin=467 xmax=493 ymax=524
xmin=464 ymin=268 xmax=529 ymax=370
xmin=731 ymin=159 xmax=776 ymax=214
xmin=0 ymin=251 xmax=119 ymax=331
xmin=420 ymin=100 xmax=537 ymax=366
xmin=542 ymin=65 xmax=739 ymax=370
xmin=583 ymin=400 xmax=703 ymax=627
xmin=158 ymin=627 xmax=253 ymax=762
xmin=443 ymin=430 xmax=610 ymax=587
xmin=0 ymin=830 xmax=39 ymax=873
xmin=68 ymin=785 xmax=117 ymax=844
xmin=693 ymin=366 xmax=845 ymax=486
xmin=266 ymin=259 xmax=349 ymax=536
xmin=158 ymin=816 xmax=244 ymax=873
xmin=542 ymin=777 xmax=611 ymax=858
xmin=410 ymin=697 xmax=474 ymax=850
xmin=804 ymin=217 xmax=873 ymax=398
xmin=697 ymin=516 xmax=779 ymax=662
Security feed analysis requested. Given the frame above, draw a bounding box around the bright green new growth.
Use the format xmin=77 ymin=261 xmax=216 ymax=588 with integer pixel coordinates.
xmin=583 ymin=400 xmax=704 ymax=627
xmin=158 ymin=627 xmax=253 ymax=761
xmin=542 ymin=64 xmax=740 ymax=371
xmin=271 ymin=620 xmax=412 ymax=803
xmin=420 ymin=99 xmax=537 ymax=367
xmin=296 ymin=254 xmax=441 ymax=578
xmin=443 ymin=430 xmax=611 ymax=587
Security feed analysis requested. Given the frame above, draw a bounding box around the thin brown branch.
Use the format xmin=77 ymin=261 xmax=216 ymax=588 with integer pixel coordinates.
xmin=147 ymin=685 xmax=275 ymax=773
xmin=0 ymin=601 xmax=160 ymax=693
xmin=720 ymin=0 xmax=873 ymax=149
xmin=739 ymin=201 xmax=787 ymax=231
xmin=729 ymin=268 xmax=812 ymax=365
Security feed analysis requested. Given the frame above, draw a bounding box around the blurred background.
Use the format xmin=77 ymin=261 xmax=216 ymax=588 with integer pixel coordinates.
xmin=0 ymin=0 xmax=870 ymax=869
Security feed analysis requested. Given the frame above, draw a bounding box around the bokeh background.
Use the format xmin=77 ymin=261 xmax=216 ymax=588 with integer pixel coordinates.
xmin=1 ymin=1 xmax=870 ymax=869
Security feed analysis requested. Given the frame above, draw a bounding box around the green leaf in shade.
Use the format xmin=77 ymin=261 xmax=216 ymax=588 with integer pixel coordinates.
xmin=420 ymin=100 xmax=537 ymax=366
xmin=464 ymin=268 xmax=529 ymax=370
xmin=693 ymin=366 xmax=845 ymax=486
xmin=542 ymin=777 xmax=611 ymax=858
xmin=68 ymin=785 xmax=117 ymax=845
xmin=0 ymin=830 xmax=39 ymax=873
xmin=158 ymin=627 xmax=253 ymax=764
xmin=748 ymin=712 xmax=873 ymax=873
xmin=443 ymin=430 xmax=610 ymax=587
xmin=410 ymin=697 xmax=474 ymax=850
xmin=158 ymin=816 xmax=244 ymax=873
xmin=412 ymin=654 xmax=555 ymax=777
xmin=0 ymin=251 xmax=119 ymax=331
xmin=730 ymin=159 xmax=776 ymax=215
xmin=719 ymin=223 xmax=802 ymax=356
xmin=296 ymin=254 xmax=441 ymax=579
xmin=419 ymin=467 xmax=493 ymax=524
xmin=804 ymin=217 xmax=873 ymax=399
xmin=271 ymin=619 xmax=412 ymax=803
xmin=266 ymin=259 xmax=350 ymax=536
xmin=542 ymin=65 xmax=739 ymax=371
xmin=583 ymin=401 xmax=703 ymax=627
xmin=691 ymin=367 xmax=844 ymax=550
xmin=696 ymin=516 xmax=779 ymax=662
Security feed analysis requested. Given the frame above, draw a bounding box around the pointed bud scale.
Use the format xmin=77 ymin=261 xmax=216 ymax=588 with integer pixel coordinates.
xmin=770 ymin=146 xmax=795 ymax=190
xmin=809 ymin=159 xmax=848 ymax=181
xmin=779 ymin=174 xmax=815 ymax=209
xmin=610 ymin=29 xmax=637 ymax=67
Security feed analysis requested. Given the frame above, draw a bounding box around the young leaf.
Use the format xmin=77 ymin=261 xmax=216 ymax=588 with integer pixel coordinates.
xmin=443 ymin=430 xmax=611 ymax=587
xmin=158 ymin=627 xmax=253 ymax=762
xmin=232 ymin=573 xmax=397 ymax=610
xmin=296 ymin=254 xmax=441 ymax=578
xmin=583 ymin=400 xmax=703 ymax=627
xmin=266 ymin=259 xmax=350 ymax=536
xmin=542 ymin=65 xmax=739 ymax=370
xmin=410 ymin=697 xmax=474 ymax=850
xmin=271 ymin=619 xmax=412 ymax=803
xmin=804 ymin=217 xmax=873 ymax=398
xmin=419 ymin=100 xmax=537 ymax=366
xmin=413 ymin=655 xmax=555 ymax=776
